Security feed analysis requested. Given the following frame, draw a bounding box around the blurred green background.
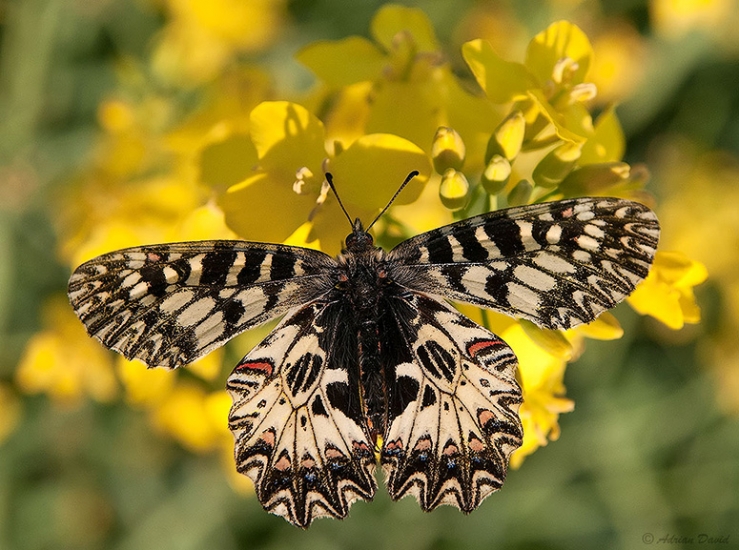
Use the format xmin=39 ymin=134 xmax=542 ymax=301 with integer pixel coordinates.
xmin=1 ymin=0 xmax=738 ymax=549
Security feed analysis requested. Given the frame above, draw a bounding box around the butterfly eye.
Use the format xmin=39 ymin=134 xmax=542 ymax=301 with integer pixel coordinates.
xmin=335 ymin=272 xmax=349 ymax=289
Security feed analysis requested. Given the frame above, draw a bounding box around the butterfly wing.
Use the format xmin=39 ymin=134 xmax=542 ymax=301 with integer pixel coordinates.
xmin=68 ymin=241 xmax=336 ymax=368
xmin=387 ymin=198 xmax=660 ymax=329
xmin=227 ymin=300 xmax=376 ymax=528
xmin=380 ymin=293 xmax=522 ymax=512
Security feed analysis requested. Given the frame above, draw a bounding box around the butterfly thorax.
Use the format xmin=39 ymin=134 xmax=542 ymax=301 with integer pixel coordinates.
xmin=335 ymin=219 xmax=394 ymax=440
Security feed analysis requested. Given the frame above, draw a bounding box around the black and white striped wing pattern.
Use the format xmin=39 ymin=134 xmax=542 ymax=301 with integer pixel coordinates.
xmin=387 ymin=198 xmax=660 ymax=329
xmin=381 ymin=294 xmax=522 ymax=512
xmin=68 ymin=193 xmax=660 ymax=528
xmin=68 ymin=241 xmax=336 ymax=368
xmin=228 ymin=301 xmax=376 ymax=528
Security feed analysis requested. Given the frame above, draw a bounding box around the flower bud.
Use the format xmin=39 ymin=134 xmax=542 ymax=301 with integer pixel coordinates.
xmin=431 ymin=127 xmax=466 ymax=173
xmin=485 ymin=110 xmax=526 ymax=162
xmin=507 ymin=179 xmax=532 ymax=206
xmin=559 ymin=162 xmax=631 ymax=195
xmin=439 ymin=168 xmax=469 ymax=211
xmin=480 ymin=155 xmax=511 ymax=195
xmin=532 ymin=142 xmax=582 ymax=188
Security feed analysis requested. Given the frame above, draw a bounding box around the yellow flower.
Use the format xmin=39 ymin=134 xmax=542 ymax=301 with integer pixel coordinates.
xmin=589 ymin=23 xmax=648 ymax=104
xmin=152 ymin=383 xmax=232 ymax=453
xmin=213 ymin=100 xmax=432 ymax=254
xmin=651 ymin=0 xmax=735 ymax=39
xmin=463 ymin=21 xmax=596 ymax=143
xmin=500 ymin=321 xmax=575 ymax=469
xmin=297 ymin=4 xmax=498 ymax=171
xmin=16 ymin=297 xmax=118 ymax=406
xmin=117 ymin=358 xmax=176 ymax=407
xmin=628 ymin=250 xmax=708 ymax=329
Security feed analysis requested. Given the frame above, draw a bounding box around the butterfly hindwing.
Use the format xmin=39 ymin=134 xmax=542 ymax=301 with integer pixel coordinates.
xmin=227 ymin=301 xmax=376 ymax=528
xmin=381 ymin=293 xmax=523 ymax=512
xmin=68 ymin=241 xmax=336 ymax=368
xmin=388 ymin=198 xmax=660 ymax=329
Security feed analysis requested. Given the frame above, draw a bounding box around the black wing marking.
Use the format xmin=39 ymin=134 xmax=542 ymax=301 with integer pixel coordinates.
xmin=68 ymin=241 xmax=336 ymax=368
xmin=227 ymin=301 xmax=376 ymax=528
xmin=387 ymin=198 xmax=660 ymax=329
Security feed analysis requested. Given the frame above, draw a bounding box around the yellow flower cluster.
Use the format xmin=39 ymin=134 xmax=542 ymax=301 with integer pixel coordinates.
xmin=8 ymin=5 xmax=707 ymax=474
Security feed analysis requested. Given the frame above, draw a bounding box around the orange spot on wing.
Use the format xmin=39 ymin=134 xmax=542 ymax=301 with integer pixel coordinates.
xmin=274 ymin=455 xmax=291 ymax=471
xmin=325 ymin=447 xmax=345 ymax=460
xmin=259 ymin=429 xmax=275 ymax=447
xmin=413 ymin=437 xmax=432 ymax=451
xmin=443 ymin=443 xmax=459 ymax=455
xmin=468 ymin=436 xmax=485 ymax=452
xmin=478 ymin=409 xmax=495 ymax=426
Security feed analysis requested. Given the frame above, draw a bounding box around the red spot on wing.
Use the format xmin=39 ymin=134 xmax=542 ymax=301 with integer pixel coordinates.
xmin=236 ymin=360 xmax=274 ymax=377
xmin=467 ymin=339 xmax=502 ymax=358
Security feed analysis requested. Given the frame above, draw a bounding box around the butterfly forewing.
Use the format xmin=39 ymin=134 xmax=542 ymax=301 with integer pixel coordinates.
xmin=387 ymin=198 xmax=660 ymax=329
xmin=68 ymin=241 xmax=335 ymax=368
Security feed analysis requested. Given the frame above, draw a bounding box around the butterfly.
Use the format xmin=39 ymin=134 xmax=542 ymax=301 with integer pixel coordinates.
xmin=68 ymin=171 xmax=660 ymax=527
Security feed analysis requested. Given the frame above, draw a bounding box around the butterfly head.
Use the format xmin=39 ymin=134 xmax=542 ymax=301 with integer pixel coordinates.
xmin=326 ymin=170 xmax=418 ymax=255
xmin=344 ymin=218 xmax=375 ymax=252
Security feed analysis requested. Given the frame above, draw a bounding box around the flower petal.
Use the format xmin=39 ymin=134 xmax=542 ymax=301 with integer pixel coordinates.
xmin=525 ymin=21 xmax=593 ymax=86
xmin=529 ymin=89 xmax=594 ymax=142
xmin=627 ymin=251 xmax=708 ymax=330
xmin=219 ymin=172 xmax=313 ymax=242
xmin=462 ymin=39 xmax=535 ymax=103
xmin=330 ymin=133 xmax=432 ymax=212
xmin=370 ymin=5 xmax=439 ymax=53
xmin=580 ymin=105 xmax=625 ymax=164
xmin=199 ymin=132 xmax=258 ymax=191
xmin=249 ymin=101 xmax=327 ymax=180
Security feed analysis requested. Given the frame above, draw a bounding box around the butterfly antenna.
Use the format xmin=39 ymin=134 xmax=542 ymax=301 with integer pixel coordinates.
xmin=325 ymin=172 xmax=353 ymax=228
xmin=366 ymin=170 xmax=419 ymax=232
